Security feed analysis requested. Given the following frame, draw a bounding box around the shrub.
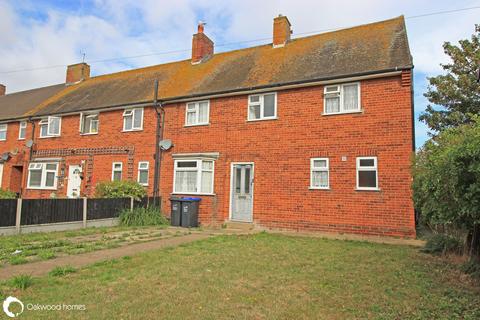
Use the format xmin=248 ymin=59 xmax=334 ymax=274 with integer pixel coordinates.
xmin=421 ymin=234 xmax=463 ymax=255
xmin=0 ymin=188 xmax=16 ymax=199
xmin=461 ymin=259 xmax=480 ymax=280
xmin=49 ymin=266 xmax=77 ymax=277
xmin=94 ymin=180 xmax=146 ymax=201
xmin=10 ymin=275 xmax=33 ymax=290
xmin=119 ymin=207 xmax=168 ymax=226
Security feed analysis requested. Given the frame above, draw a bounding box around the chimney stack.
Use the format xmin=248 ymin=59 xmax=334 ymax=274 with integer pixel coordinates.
xmin=191 ymin=22 xmax=214 ymax=64
xmin=273 ymin=15 xmax=292 ymax=47
xmin=0 ymin=84 xmax=5 ymax=96
xmin=66 ymin=62 xmax=90 ymax=85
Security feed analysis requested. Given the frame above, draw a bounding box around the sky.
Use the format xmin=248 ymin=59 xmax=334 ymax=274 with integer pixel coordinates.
xmin=1 ymin=0 xmax=479 ymax=148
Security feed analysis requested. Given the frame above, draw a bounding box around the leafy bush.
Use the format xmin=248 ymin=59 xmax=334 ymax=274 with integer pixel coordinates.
xmin=413 ymin=117 xmax=480 ymax=257
xmin=461 ymin=259 xmax=480 ymax=280
xmin=94 ymin=180 xmax=146 ymax=201
xmin=421 ymin=234 xmax=463 ymax=256
xmin=0 ymin=189 xmax=16 ymax=199
xmin=10 ymin=275 xmax=33 ymax=290
xmin=119 ymin=207 xmax=168 ymax=226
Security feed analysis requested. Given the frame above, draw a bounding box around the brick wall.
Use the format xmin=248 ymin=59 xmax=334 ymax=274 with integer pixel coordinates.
xmin=0 ymin=73 xmax=415 ymax=237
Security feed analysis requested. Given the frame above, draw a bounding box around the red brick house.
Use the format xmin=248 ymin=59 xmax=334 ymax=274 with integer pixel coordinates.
xmin=0 ymin=15 xmax=416 ymax=237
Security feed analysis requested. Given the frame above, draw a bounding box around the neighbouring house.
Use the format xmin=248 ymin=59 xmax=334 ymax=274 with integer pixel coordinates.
xmin=0 ymin=15 xmax=416 ymax=237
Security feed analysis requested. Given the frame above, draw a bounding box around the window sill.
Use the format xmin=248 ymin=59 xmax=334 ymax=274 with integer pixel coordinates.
xmin=18 ymin=138 xmax=26 ymax=141
xmin=0 ymin=139 xmax=6 ymax=142
xmin=309 ymin=187 xmax=330 ymax=190
xmin=27 ymin=187 xmax=57 ymax=190
xmin=171 ymin=192 xmax=216 ymax=196
xmin=247 ymin=117 xmax=278 ymax=122
xmin=80 ymin=132 xmax=99 ymax=136
xmin=184 ymin=123 xmax=210 ymax=128
xmin=322 ymin=110 xmax=363 ymax=116
xmin=39 ymin=136 xmax=61 ymax=139
xmin=122 ymin=129 xmax=143 ymax=133
xmin=355 ymin=188 xmax=380 ymax=192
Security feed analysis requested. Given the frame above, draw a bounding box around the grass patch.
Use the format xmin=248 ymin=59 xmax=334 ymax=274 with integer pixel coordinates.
xmin=9 ymin=255 xmax=28 ymax=265
xmin=1 ymin=233 xmax=478 ymax=319
xmin=119 ymin=207 xmax=169 ymax=226
xmin=49 ymin=266 xmax=77 ymax=277
xmin=10 ymin=275 xmax=33 ymax=290
xmin=38 ymin=250 xmax=56 ymax=260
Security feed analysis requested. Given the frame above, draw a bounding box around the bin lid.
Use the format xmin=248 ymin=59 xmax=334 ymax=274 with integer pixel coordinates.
xmin=170 ymin=197 xmax=183 ymax=201
xmin=182 ymin=197 xmax=201 ymax=201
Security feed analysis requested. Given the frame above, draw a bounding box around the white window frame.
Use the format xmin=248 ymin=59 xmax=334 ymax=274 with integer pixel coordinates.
xmin=356 ymin=156 xmax=379 ymax=191
xmin=111 ymin=162 xmax=123 ymax=181
xmin=27 ymin=162 xmax=59 ymax=190
xmin=123 ymin=108 xmax=144 ymax=131
xmin=18 ymin=121 xmax=27 ymax=140
xmin=247 ymin=92 xmax=277 ymax=121
xmin=173 ymin=159 xmax=215 ymax=195
xmin=323 ymin=82 xmax=361 ymax=115
xmin=0 ymin=124 xmax=7 ymax=141
xmin=79 ymin=112 xmax=99 ymax=135
xmin=310 ymin=158 xmax=330 ymax=189
xmin=185 ymin=100 xmax=210 ymax=126
xmin=39 ymin=116 xmax=61 ymax=138
xmin=137 ymin=161 xmax=149 ymax=186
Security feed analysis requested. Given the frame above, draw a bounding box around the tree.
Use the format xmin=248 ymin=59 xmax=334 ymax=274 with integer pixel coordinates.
xmin=413 ymin=117 xmax=480 ymax=257
xmin=421 ymin=25 xmax=480 ymax=133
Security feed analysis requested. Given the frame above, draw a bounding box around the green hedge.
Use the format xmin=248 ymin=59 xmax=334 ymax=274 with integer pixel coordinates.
xmin=94 ymin=180 xmax=146 ymax=201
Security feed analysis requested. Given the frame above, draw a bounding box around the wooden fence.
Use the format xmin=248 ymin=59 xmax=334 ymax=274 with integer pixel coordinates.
xmin=0 ymin=197 xmax=161 ymax=232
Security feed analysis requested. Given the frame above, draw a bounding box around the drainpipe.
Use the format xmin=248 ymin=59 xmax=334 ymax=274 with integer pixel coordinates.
xmin=28 ymin=117 xmax=36 ymax=160
xmin=152 ymin=80 xmax=165 ymax=205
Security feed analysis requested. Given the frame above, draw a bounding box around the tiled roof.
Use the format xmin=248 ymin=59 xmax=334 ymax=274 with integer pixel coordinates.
xmin=3 ymin=16 xmax=412 ymax=120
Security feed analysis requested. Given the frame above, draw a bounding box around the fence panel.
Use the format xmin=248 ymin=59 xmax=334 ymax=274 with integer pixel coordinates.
xmin=0 ymin=199 xmax=17 ymax=227
xmin=133 ymin=197 xmax=161 ymax=209
xmin=87 ymin=198 xmax=131 ymax=220
xmin=21 ymin=199 xmax=83 ymax=225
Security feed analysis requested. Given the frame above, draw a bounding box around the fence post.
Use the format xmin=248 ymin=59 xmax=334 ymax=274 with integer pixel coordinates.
xmin=15 ymin=198 xmax=22 ymax=234
xmin=83 ymin=198 xmax=87 ymax=228
xmin=130 ymin=197 xmax=134 ymax=211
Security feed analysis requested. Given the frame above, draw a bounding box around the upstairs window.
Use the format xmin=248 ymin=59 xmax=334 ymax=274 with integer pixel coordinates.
xmin=310 ymin=158 xmax=329 ymax=189
xmin=174 ymin=159 xmax=214 ymax=194
xmin=356 ymin=157 xmax=378 ymax=190
xmin=137 ymin=161 xmax=149 ymax=186
xmin=123 ymin=108 xmax=143 ymax=131
xmin=248 ymin=93 xmax=277 ymax=121
xmin=185 ymin=101 xmax=209 ymax=126
xmin=39 ymin=116 xmax=61 ymax=138
xmin=112 ymin=162 xmax=123 ymax=181
xmin=0 ymin=124 xmax=7 ymax=141
xmin=18 ymin=121 xmax=27 ymax=140
xmin=80 ymin=113 xmax=99 ymax=134
xmin=27 ymin=162 xmax=58 ymax=189
xmin=324 ymin=83 xmax=360 ymax=114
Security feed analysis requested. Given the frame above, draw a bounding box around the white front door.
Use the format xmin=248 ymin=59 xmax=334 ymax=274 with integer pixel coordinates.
xmin=67 ymin=165 xmax=82 ymax=198
xmin=230 ymin=163 xmax=254 ymax=222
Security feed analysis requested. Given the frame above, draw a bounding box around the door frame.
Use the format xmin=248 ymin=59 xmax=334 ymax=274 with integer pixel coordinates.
xmin=229 ymin=162 xmax=255 ymax=222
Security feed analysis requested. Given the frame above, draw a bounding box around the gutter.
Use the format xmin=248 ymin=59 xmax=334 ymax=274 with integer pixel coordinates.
xmin=0 ymin=67 xmax=412 ymax=122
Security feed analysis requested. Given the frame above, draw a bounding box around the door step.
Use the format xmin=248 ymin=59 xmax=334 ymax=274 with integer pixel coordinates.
xmin=224 ymin=221 xmax=255 ymax=231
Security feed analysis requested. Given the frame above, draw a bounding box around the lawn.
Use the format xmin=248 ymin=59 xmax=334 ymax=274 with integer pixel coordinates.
xmin=0 ymin=225 xmax=185 ymax=267
xmin=1 ymin=233 xmax=479 ymax=319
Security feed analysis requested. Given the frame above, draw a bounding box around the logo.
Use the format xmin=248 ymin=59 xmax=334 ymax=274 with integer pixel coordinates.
xmin=3 ymin=296 xmax=24 ymax=318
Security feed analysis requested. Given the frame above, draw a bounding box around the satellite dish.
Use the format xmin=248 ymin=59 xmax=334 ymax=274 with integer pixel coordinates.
xmin=1 ymin=152 xmax=10 ymax=161
xmin=159 ymin=139 xmax=173 ymax=151
xmin=25 ymin=140 xmax=34 ymax=148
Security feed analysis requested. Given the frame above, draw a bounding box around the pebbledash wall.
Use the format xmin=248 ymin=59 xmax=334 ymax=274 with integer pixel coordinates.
xmin=0 ymin=72 xmax=415 ymax=237
xmin=159 ymin=72 xmax=416 ymax=237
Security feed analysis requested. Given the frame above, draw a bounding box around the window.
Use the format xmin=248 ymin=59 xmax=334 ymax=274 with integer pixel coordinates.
xmin=18 ymin=121 xmax=27 ymax=140
xmin=173 ymin=159 xmax=214 ymax=194
xmin=185 ymin=101 xmax=209 ymax=126
xmin=248 ymin=92 xmax=277 ymax=121
xmin=137 ymin=161 xmax=149 ymax=186
xmin=356 ymin=157 xmax=378 ymax=190
xmin=310 ymin=158 xmax=329 ymax=189
xmin=39 ymin=116 xmax=61 ymax=137
xmin=80 ymin=113 xmax=99 ymax=134
xmin=324 ymin=83 xmax=360 ymax=114
xmin=123 ymin=108 xmax=143 ymax=131
xmin=27 ymin=162 xmax=58 ymax=189
xmin=112 ymin=162 xmax=123 ymax=181
xmin=0 ymin=124 xmax=7 ymax=141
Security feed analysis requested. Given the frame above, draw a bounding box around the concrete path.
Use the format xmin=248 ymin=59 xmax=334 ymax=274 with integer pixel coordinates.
xmin=0 ymin=233 xmax=213 ymax=281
